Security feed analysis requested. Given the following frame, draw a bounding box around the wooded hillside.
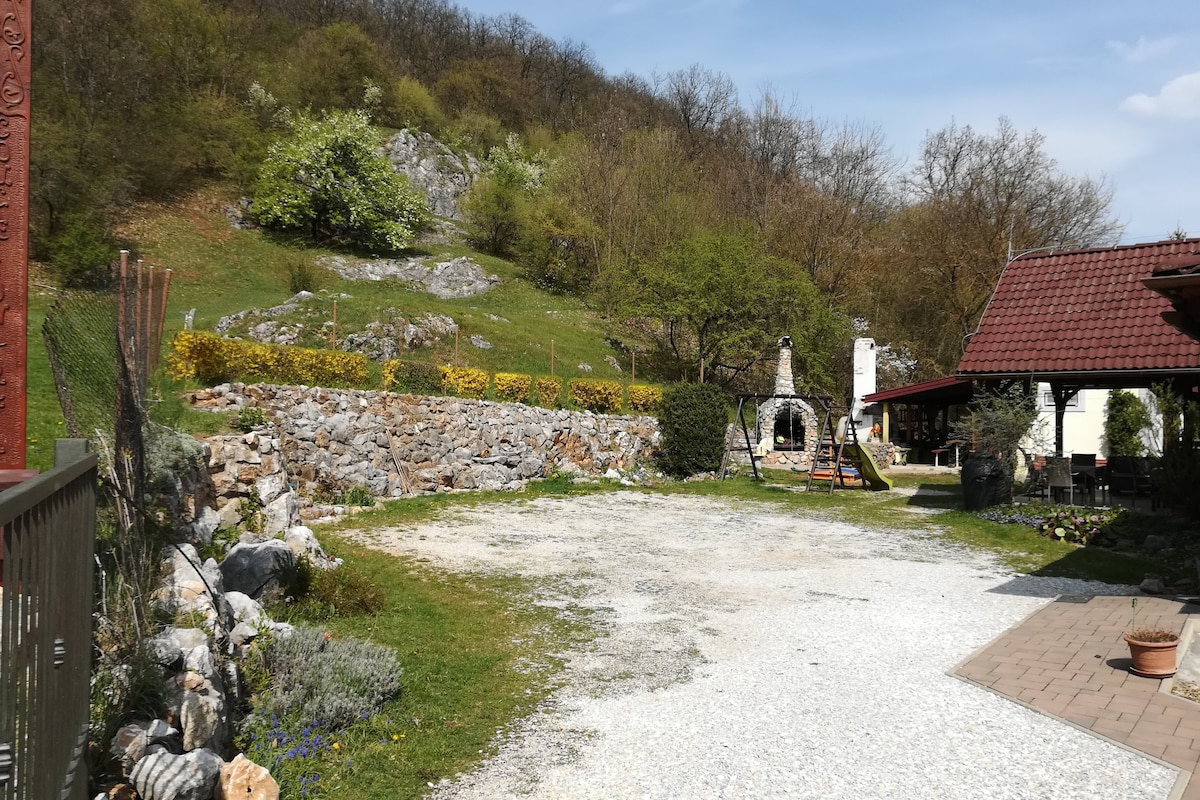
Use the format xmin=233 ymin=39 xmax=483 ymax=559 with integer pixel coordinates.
xmin=33 ymin=0 xmax=1123 ymax=390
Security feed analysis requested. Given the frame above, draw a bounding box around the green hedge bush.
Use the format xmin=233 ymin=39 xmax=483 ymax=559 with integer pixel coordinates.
xmin=382 ymin=359 xmax=443 ymax=394
xmin=657 ymin=383 xmax=728 ymax=478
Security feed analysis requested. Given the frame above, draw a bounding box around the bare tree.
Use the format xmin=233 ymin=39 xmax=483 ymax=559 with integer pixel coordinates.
xmin=871 ymin=117 xmax=1123 ymax=375
xmin=656 ymin=64 xmax=738 ymax=152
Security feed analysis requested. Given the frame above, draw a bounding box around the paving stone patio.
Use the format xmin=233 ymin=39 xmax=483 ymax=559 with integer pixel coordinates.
xmin=953 ymin=595 xmax=1200 ymax=799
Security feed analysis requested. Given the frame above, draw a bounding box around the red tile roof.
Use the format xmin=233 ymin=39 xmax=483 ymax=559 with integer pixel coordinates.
xmin=956 ymin=237 xmax=1200 ymax=379
xmin=863 ymin=376 xmax=972 ymax=405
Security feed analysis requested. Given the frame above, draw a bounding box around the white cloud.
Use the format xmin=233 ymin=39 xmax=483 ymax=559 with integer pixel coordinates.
xmin=1120 ymin=72 xmax=1200 ymax=119
xmin=1106 ymin=35 xmax=1177 ymax=62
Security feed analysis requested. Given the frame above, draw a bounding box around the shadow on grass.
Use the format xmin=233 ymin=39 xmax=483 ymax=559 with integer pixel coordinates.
xmin=904 ymin=482 xmax=963 ymax=510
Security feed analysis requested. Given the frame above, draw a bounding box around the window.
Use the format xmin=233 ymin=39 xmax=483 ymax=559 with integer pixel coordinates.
xmin=1038 ymin=390 xmax=1084 ymax=412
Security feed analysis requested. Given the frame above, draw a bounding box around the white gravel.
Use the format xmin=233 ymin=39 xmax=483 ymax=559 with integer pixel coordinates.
xmin=352 ymin=492 xmax=1178 ymax=800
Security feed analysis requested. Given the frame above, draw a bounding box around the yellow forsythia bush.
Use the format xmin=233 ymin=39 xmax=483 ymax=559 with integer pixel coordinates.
xmin=534 ymin=376 xmax=562 ymax=407
xmin=568 ymin=378 xmax=623 ymax=413
xmin=380 ymin=359 xmax=400 ymax=391
xmin=627 ymin=384 xmax=663 ymax=414
xmin=169 ymin=331 xmax=368 ymax=387
xmin=169 ymin=331 xmax=227 ymax=383
xmin=493 ymin=372 xmax=532 ymax=403
xmin=439 ymin=365 xmax=489 ymax=399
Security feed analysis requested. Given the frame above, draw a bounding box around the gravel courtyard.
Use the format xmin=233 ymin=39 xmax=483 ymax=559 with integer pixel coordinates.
xmin=352 ymin=491 xmax=1179 ymax=799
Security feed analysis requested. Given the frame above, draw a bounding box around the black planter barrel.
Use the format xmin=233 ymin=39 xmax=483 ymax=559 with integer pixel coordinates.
xmin=961 ymin=452 xmax=1011 ymax=511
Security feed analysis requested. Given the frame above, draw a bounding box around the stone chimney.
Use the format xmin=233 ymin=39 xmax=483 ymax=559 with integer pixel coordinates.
xmin=775 ymin=336 xmax=795 ymax=395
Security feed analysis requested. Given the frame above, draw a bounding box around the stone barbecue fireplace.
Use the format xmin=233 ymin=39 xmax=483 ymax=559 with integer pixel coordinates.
xmin=756 ymin=337 xmax=819 ymax=469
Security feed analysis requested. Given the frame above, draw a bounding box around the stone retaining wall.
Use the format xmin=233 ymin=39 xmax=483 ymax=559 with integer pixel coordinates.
xmin=189 ymin=383 xmax=659 ymax=497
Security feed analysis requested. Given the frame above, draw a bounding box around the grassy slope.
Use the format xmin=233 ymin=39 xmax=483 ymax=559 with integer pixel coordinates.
xmin=125 ymin=189 xmax=643 ymax=385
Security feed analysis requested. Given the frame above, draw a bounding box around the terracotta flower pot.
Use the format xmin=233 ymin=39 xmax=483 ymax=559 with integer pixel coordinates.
xmin=1124 ymin=631 xmax=1179 ymax=678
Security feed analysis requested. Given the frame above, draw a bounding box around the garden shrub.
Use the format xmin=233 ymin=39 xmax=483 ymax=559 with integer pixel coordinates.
xmin=1039 ymin=508 xmax=1123 ymax=544
xmin=628 ymin=384 xmax=663 ymax=414
xmin=239 ymin=624 xmax=402 ymax=797
xmin=534 ymin=376 xmax=562 ymax=407
xmin=494 ymin=372 xmax=532 ymax=403
xmin=1104 ymin=389 xmax=1152 ymax=457
xmin=234 ymin=406 xmax=266 ymax=432
xmin=567 ymin=378 xmax=622 ymax=413
xmin=657 ymin=383 xmax=729 ymax=478
xmin=251 ymin=625 xmax=402 ymax=731
xmin=976 ymin=502 xmax=1126 ymax=545
xmin=380 ymin=359 xmax=443 ymax=395
xmin=440 ymin=365 xmax=489 ymax=399
xmin=169 ymin=332 xmax=369 ymax=387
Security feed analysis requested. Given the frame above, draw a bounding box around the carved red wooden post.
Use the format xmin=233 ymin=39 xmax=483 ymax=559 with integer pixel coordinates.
xmin=0 ymin=0 xmax=30 ymax=471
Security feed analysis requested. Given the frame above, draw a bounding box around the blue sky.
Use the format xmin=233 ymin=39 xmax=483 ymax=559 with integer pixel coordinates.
xmin=457 ymin=0 xmax=1199 ymax=244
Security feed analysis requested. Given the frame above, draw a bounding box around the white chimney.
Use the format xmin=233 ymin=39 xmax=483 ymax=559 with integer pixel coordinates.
xmin=851 ymin=338 xmax=877 ymax=437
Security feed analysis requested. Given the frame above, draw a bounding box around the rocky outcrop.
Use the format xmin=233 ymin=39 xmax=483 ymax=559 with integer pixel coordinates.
xmin=215 ymin=292 xmax=317 ymax=336
xmin=382 ymin=128 xmax=480 ymax=219
xmin=318 ymin=254 xmax=499 ymax=298
xmin=188 ymin=383 xmax=659 ymax=499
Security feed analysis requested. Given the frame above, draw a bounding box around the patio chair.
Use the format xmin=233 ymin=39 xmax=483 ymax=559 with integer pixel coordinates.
xmin=1071 ymin=453 xmax=1098 ymax=505
xmin=1108 ymin=456 xmax=1153 ymax=500
xmin=1046 ymin=457 xmax=1074 ymax=505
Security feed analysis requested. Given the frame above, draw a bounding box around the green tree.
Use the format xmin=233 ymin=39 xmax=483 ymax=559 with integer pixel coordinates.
xmin=461 ymin=133 xmax=549 ymax=255
xmin=628 ymin=231 xmax=851 ymax=389
xmin=253 ymin=110 xmax=430 ymax=250
xmin=1104 ymin=390 xmax=1152 ymax=457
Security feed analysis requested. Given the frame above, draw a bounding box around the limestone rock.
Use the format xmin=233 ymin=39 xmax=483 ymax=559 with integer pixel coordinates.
xmin=263 ymin=491 xmax=298 ymax=536
xmin=163 ymin=671 xmax=228 ymax=753
xmin=219 ymin=540 xmax=297 ymax=599
xmin=109 ymin=719 xmax=178 ymax=774
xmin=229 ymin=622 xmax=258 ymax=647
xmin=130 ymin=749 xmax=223 ymax=800
xmin=382 ymin=128 xmax=479 ymax=219
xmin=284 ymin=526 xmax=341 ymax=570
xmin=224 ymin=591 xmax=267 ymax=627
xmin=1142 ymin=534 xmax=1170 ymax=554
xmin=216 ymin=754 xmax=279 ymax=800
xmin=1140 ymin=574 xmax=1167 ymax=595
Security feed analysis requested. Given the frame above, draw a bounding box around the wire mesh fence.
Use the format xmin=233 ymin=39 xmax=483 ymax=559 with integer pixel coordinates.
xmin=41 ymin=252 xmax=172 ymax=646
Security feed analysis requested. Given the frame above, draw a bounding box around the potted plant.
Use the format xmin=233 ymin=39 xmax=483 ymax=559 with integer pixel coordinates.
xmin=950 ymin=385 xmax=1042 ymax=511
xmin=1124 ymin=598 xmax=1180 ymax=678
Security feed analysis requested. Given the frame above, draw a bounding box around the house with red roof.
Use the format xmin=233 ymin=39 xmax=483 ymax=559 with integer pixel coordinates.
xmin=956 ymin=236 xmax=1200 ymax=454
xmin=865 ymin=237 xmax=1200 ymax=461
